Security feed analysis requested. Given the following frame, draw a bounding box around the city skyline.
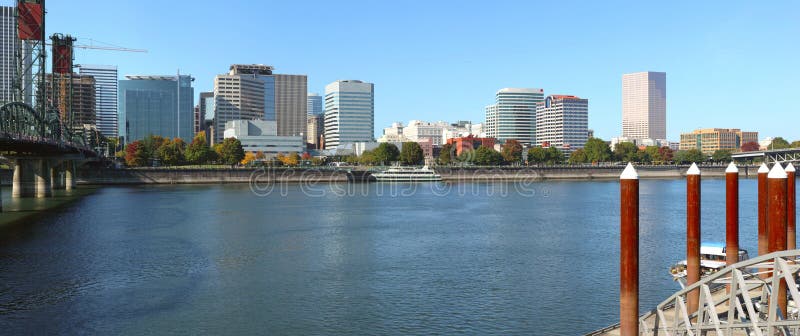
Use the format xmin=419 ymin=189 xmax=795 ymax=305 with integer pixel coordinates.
xmin=37 ymin=1 xmax=800 ymax=141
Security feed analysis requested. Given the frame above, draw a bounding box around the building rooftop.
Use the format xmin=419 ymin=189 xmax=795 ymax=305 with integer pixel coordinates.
xmin=497 ymin=88 xmax=543 ymax=94
xmin=229 ymin=64 xmax=274 ymax=75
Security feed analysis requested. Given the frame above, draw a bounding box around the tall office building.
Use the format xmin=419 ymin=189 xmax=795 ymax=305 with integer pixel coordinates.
xmin=1 ymin=6 xmax=32 ymax=105
xmin=196 ymin=91 xmax=213 ymax=134
xmin=119 ymin=75 xmax=194 ymax=142
xmin=307 ymin=92 xmax=323 ymax=116
xmin=622 ymin=71 xmax=666 ymax=140
xmin=485 ymin=88 xmax=543 ymax=145
xmin=79 ymin=65 xmax=118 ymax=137
xmin=43 ymin=74 xmax=96 ymax=129
xmin=535 ymin=95 xmax=589 ymax=153
xmin=324 ymin=80 xmax=374 ymax=149
xmin=306 ymin=114 xmax=324 ymax=148
xmin=213 ymin=64 xmax=306 ymax=142
xmin=679 ymin=128 xmax=758 ymax=154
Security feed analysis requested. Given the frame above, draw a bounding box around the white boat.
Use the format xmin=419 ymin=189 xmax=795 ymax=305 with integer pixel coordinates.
xmin=372 ymin=165 xmax=442 ymax=182
xmin=669 ymin=242 xmax=749 ymax=287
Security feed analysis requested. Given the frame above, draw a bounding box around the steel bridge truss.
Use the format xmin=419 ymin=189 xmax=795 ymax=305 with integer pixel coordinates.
xmin=640 ymin=250 xmax=800 ymax=336
xmin=0 ymin=101 xmax=88 ymax=149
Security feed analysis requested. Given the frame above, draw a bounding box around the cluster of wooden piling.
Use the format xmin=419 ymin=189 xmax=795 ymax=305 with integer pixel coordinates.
xmin=619 ymin=161 xmax=798 ymax=335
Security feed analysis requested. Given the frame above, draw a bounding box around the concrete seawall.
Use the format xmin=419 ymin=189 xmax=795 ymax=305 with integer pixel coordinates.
xmin=49 ymin=165 xmax=762 ymax=186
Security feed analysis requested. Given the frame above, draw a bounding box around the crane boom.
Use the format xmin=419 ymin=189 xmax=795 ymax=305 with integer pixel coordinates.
xmin=44 ymin=43 xmax=147 ymax=53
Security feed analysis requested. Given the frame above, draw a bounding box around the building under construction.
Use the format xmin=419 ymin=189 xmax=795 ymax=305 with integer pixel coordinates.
xmin=44 ymin=73 xmax=96 ymax=128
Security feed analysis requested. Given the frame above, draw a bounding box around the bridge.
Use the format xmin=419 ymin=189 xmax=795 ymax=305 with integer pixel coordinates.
xmin=0 ymin=1 xmax=99 ymax=209
xmin=732 ymin=148 xmax=800 ymax=164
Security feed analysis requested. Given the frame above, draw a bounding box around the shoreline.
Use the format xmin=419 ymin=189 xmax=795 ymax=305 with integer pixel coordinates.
xmin=65 ymin=165 xmax=760 ymax=185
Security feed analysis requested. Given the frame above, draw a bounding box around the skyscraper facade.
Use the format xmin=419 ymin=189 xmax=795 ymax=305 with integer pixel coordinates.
xmin=1 ymin=6 xmax=32 ymax=105
xmin=79 ymin=65 xmax=118 ymax=138
xmin=306 ymin=114 xmax=324 ymax=148
xmin=119 ymin=75 xmax=194 ymax=142
xmin=212 ymin=64 xmax=306 ymax=142
xmin=324 ymin=80 xmax=374 ymax=149
xmin=485 ymin=88 xmax=543 ymax=146
xmin=535 ymin=95 xmax=589 ymax=153
xmin=197 ymin=91 xmax=213 ymax=134
xmin=622 ymin=71 xmax=666 ymax=140
xmin=307 ymin=93 xmax=323 ymax=116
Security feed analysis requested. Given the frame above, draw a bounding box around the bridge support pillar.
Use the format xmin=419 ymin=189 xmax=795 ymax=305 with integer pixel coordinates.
xmin=51 ymin=162 xmax=65 ymax=190
xmin=65 ymin=161 xmax=75 ymax=191
xmin=11 ymin=159 xmax=36 ymax=198
xmin=35 ymin=159 xmax=52 ymax=198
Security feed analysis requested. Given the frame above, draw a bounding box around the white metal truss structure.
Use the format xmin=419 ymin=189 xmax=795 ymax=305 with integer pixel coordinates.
xmin=732 ymin=149 xmax=800 ymax=164
xmin=639 ymin=250 xmax=800 ymax=336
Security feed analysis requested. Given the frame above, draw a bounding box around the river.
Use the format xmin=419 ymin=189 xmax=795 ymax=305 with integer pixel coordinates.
xmin=0 ymin=179 xmax=762 ymax=335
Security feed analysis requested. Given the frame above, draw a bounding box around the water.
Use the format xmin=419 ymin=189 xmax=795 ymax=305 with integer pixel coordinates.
xmin=0 ymin=179 xmax=763 ymax=335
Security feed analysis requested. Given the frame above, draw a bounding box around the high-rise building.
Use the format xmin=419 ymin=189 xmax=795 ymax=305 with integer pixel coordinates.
xmin=79 ymin=65 xmax=118 ymax=138
xmin=213 ymin=64 xmax=306 ymax=142
xmin=306 ymin=114 xmax=324 ymax=148
xmin=196 ymin=91 xmax=213 ymax=134
xmin=44 ymin=74 xmax=96 ymax=129
xmin=535 ymin=95 xmax=589 ymax=153
xmin=324 ymin=80 xmax=374 ymax=149
xmin=622 ymin=71 xmax=666 ymax=140
xmin=119 ymin=75 xmax=194 ymax=142
xmin=679 ymin=128 xmax=758 ymax=154
xmin=307 ymin=92 xmax=323 ymax=117
xmin=485 ymin=88 xmax=543 ymax=146
xmin=1 ymin=6 xmax=32 ymax=105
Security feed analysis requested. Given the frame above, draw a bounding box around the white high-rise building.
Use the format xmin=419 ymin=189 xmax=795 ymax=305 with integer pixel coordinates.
xmin=485 ymin=88 xmax=544 ymax=146
xmin=1 ymin=6 xmax=32 ymax=105
xmin=535 ymin=95 xmax=589 ymax=153
xmin=323 ymin=80 xmax=374 ymax=149
xmin=622 ymin=71 xmax=666 ymax=140
xmin=79 ymin=65 xmax=118 ymax=138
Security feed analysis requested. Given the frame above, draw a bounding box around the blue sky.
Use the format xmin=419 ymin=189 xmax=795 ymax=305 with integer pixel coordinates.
xmin=40 ymin=0 xmax=800 ymax=141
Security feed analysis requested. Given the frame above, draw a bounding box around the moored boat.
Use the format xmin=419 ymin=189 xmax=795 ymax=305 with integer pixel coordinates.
xmin=372 ymin=165 xmax=442 ymax=182
xmin=669 ymin=242 xmax=749 ymax=287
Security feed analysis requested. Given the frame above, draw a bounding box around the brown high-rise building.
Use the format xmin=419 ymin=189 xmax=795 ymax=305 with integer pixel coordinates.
xmin=44 ymin=74 xmax=96 ymax=129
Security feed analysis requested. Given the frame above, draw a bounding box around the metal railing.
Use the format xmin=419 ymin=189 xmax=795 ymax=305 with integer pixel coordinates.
xmin=640 ymin=250 xmax=800 ymax=336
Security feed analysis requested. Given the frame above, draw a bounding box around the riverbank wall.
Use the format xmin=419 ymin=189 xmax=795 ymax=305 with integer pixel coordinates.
xmin=21 ymin=165 xmax=759 ymax=185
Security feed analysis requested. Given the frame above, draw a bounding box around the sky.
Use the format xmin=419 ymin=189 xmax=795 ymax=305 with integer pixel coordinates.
xmin=35 ymin=0 xmax=800 ymax=141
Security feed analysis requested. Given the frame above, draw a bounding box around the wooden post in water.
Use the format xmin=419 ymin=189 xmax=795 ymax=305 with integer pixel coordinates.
xmin=787 ymin=163 xmax=796 ymax=250
xmin=619 ymin=163 xmax=639 ymax=336
xmin=726 ymin=162 xmax=739 ymax=263
xmin=767 ymin=163 xmax=788 ymax=317
xmin=686 ymin=163 xmax=701 ymax=315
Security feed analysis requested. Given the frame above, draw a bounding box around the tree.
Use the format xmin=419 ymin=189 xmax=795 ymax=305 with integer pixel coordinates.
xmin=613 ymin=142 xmax=640 ymax=162
xmin=359 ymin=150 xmax=378 ymax=165
xmin=372 ymin=143 xmax=399 ymax=165
xmin=584 ymin=137 xmax=612 ymax=163
xmin=216 ymin=138 xmax=245 ymax=166
xmin=124 ymin=141 xmax=148 ymax=167
xmin=241 ymin=152 xmax=257 ymax=165
xmin=472 ymin=146 xmax=503 ymax=165
xmin=438 ymin=143 xmax=454 ymax=165
xmin=791 ymin=141 xmax=800 ymax=148
xmin=279 ymin=152 xmax=300 ymax=166
xmin=185 ymin=131 xmax=213 ymax=164
xmin=658 ymin=146 xmax=674 ymax=163
xmin=301 ymin=152 xmax=312 ymax=160
xmin=642 ymin=146 xmax=661 ymax=164
xmin=568 ymin=148 xmax=588 ymax=164
xmin=674 ymin=149 xmax=706 ymax=164
xmin=527 ymin=147 xmax=548 ymax=164
xmin=546 ymin=147 xmax=564 ymax=164
xmin=770 ymin=137 xmax=791 ymax=149
xmin=711 ymin=149 xmax=732 ymax=162
xmin=399 ymin=142 xmax=424 ymax=165
xmin=501 ymin=139 xmax=523 ymax=164
xmin=740 ymin=141 xmax=759 ymax=152
xmin=156 ymin=138 xmax=186 ymax=166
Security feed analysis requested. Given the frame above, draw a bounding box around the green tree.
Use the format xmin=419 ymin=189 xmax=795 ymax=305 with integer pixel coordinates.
xmin=185 ymin=131 xmax=213 ymax=164
xmin=438 ymin=143 xmax=454 ymax=165
xmin=584 ymin=137 xmax=612 ymax=163
xmin=771 ymin=137 xmax=791 ymax=149
xmin=527 ymin=147 xmax=548 ymax=164
xmin=156 ymin=138 xmax=186 ymax=166
xmin=674 ymin=149 xmax=706 ymax=164
xmin=217 ymin=138 xmax=245 ymax=166
xmin=546 ymin=147 xmax=565 ymax=164
xmin=711 ymin=149 xmax=732 ymax=162
xmin=791 ymin=140 xmax=800 ymax=148
xmin=372 ymin=143 xmax=400 ymax=165
xmin=472 ymin=146 xmax=503 ymax=165
xmin=643 ymin=146 xmax=661 ymax=164
xmin=399 ymin=142 xmax=424 ymax=165
xmin=500 ymin=139 xmax=523 ymax=164
xmin=568 ymin=148 xmax=588 ymax=164
xmin=613 ymin=142 xmax=640 ymax=162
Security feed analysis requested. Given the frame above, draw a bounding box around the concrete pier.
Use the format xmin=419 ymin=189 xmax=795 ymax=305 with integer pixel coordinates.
xmin=64 ymin=161 xmax=75 ymax=191
xmin=12 ymin=160 xmax=36 ymax=197
xmin=35 ymin=159 xmax=52 ymax=198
